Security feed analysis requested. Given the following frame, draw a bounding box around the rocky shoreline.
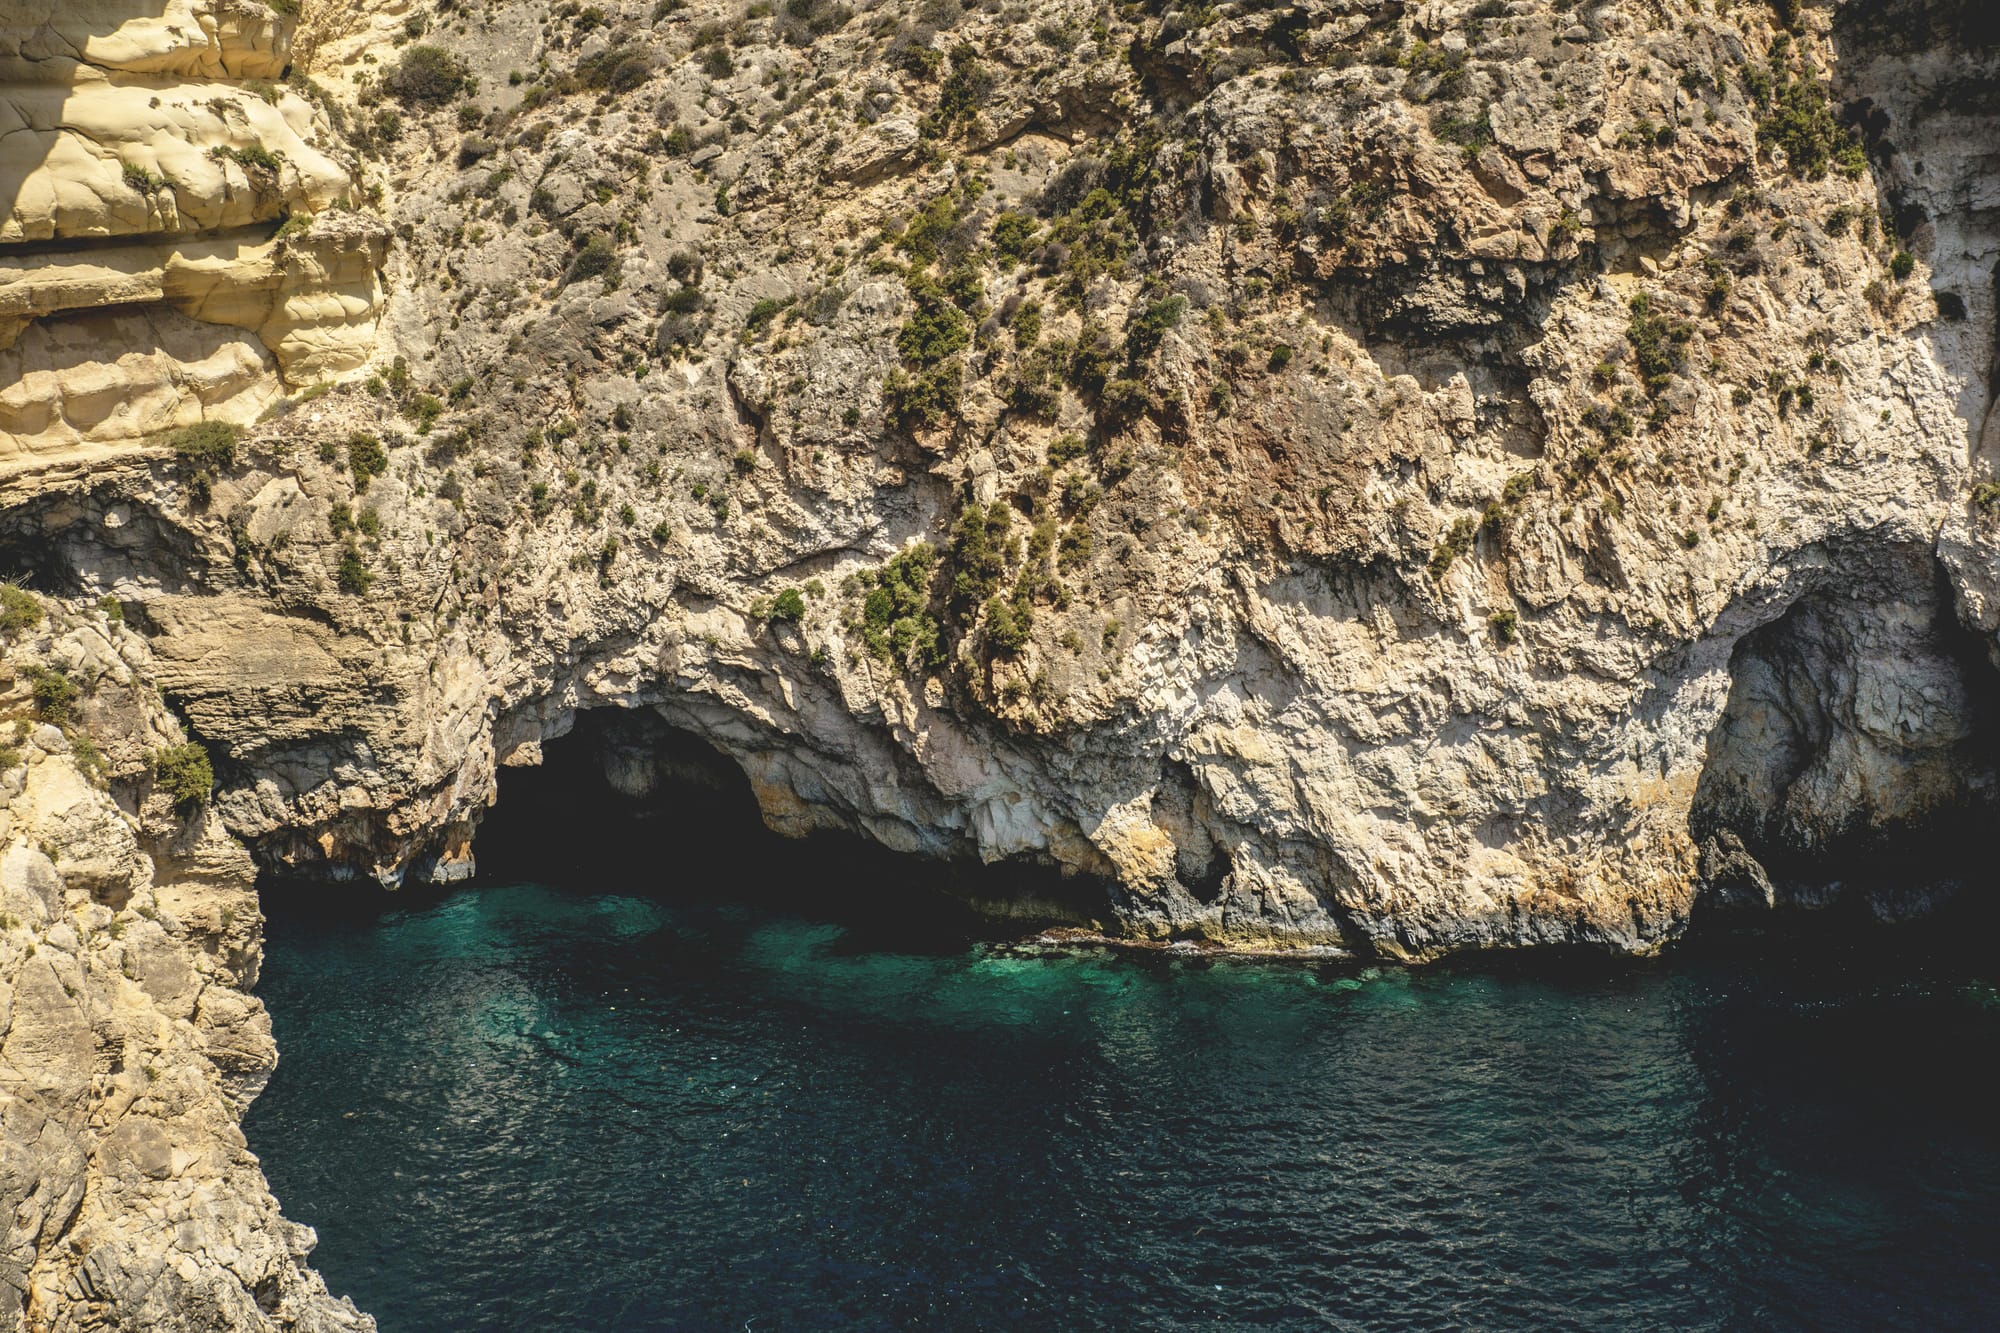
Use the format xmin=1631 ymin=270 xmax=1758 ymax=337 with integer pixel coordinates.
xmin=6 ymin=0 xmax=2000 ymax=1326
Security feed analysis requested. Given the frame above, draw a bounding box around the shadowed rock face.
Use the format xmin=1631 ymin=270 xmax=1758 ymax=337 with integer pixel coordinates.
xmin=0 ymin=599 xmax=372 ymax=1332
xmin=1692 ymin=542 xmax=2000 ymax=920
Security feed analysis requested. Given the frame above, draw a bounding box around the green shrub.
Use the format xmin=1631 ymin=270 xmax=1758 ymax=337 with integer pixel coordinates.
xmin=213 ymin=143 xmax=283 ymax=173
xmin=767 ymin=587 xmax=807 ymax=621
xmin=925 ymin=44 xmax=993 ymax=138
xmin=1626 ymin=292 xmax=1692 ymax=396
xmin=576 ymin=45 xmax=654 ymax=93
xmin=884 ymin=361 xmax=963 ymax=430
xmin=897 ymin=276 xmax=972 ymax=365
xmin=26 ymin=667 xmax=80 ymax=726
xmin=1429 ymin=516 xmax=1477 ymax=578
xmin=406 ymin=394 xmax=445 ymax=432
xmin=985 ymin=595 xmax=1030 ymax=653
xmin=859 ymin=542 xmax=940 ymax=663
xmin=1047 ymin=433 xmax=1088 ymax=466
xmin=1489 ymin=610 xmax=1518 ymax=645
xmin=169 ymin=420 xmax=237 ymax=471
xmin=1757 ymin=61 xmax=1867 ymax=180
xmin=1125 ymin=295 xmax=1187 ymax=360
xmin=1097 ymin=377 xmax=1152 ymax=431
xmin=568 ymin=233 xmax=618 ymax=283
xmin=1890 ymin=250 xmax=1916 ymax=281
xmin=746 ymin=296 xmax=792 ymax=331
xmin=386 ymin=45 xmax=470 ymax=106
xmin=336 ymin=546 xmax=374 ymax=594
xmin=1012 ymin=301 xmax=1043 ymax=349
xmin=346 ymin=432 xmax=389 ymax=486
xmin=990 ymin=211 xmax=1040 ymax=264
xmin=151 ymin=742 xmax=215 ymax=809
xmin=0 ymin=584 xmax=42 ymax=635
xmin=949 ymin=502 xmax=1015 ymax=611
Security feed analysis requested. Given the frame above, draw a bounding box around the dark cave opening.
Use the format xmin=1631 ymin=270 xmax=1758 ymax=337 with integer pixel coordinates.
xmin=464 ymin=709 xmax=1113 ymax=950
xmin=1689 ymin=549 xmax=2000 ymax=929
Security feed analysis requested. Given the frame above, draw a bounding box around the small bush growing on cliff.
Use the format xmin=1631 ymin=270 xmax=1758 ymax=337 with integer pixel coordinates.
xmin=336 ymin=546 xmax=374 ymax=594
xmin=884 ymin=274 xmax=972 ymax=430
xmin=948 ymin=502 xmax=1016 ymax=613
xmin=1429 ymin=516 xmax=1476 ymax=578
xmin=858 ymin=542 xmax=941 ymax=664
xmin=211 ymin=144 xmax=283 ymax=174
xmin=568 ymin=233 xmax=619 ymax=284
xmin=984 ymin=594 xmax=1030 ymax=654
xmin=387 ymin=46 xmax=471 ymax=106
xmin=1626 ymin=293 xmax=1692 ymax=396
xmin=346 ymin=433 xmax=389 ymax=488
xmin=575 ymin=45 xmax=655 ymax=94
xmin=0 ymin=584 xmax=42 ymax=635
xmin=767 ymin=587 xmax=808 ymax=622
xmin=150 ymin=742 xmax=214 ymax=810
xmin=170 ymin=421 xmax=237 ymax=471
xmin=1755 ymin=59 xmax=1866 ymax=181
xmin=25 ymin=667 xmax=80 ymax=727
xmin=1124 ymin=295 xmax=1187 ymax=361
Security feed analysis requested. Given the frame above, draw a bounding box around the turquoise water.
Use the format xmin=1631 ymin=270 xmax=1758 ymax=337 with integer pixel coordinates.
xmin=247 ymin=882 xmax=2000 ymax=1331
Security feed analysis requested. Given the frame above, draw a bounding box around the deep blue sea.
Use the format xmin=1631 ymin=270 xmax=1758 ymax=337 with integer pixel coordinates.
xmin=246 ymin=877 xmax=2000 ymax=1331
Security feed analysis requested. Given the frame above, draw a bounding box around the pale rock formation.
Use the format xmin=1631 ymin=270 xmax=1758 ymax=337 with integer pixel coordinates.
xmin=0 ymin=0 xmax=1984 ymax=957
xmin=2 ymin=0 xmax=1999 ymax=1325
xmin=0 ymin=600 xmax=370 ymax=1332
xmin=0 ymin=0 xmax=388 ymax=485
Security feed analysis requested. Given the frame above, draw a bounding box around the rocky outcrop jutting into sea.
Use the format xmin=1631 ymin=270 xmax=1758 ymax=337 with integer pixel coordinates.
xmin=0 ymin=598 xmax=369 ymax=1330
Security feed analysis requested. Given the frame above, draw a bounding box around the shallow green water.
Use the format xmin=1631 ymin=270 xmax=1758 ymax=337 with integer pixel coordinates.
xmin=246 ymin=881 xmax=2000 ymax=1330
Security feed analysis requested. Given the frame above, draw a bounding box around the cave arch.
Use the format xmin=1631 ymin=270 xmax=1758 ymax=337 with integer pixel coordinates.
xmin=471 ymin=708 xmax=1115 ymax=936
xmin=1690 ymin=544 xmax=2000 ymax=925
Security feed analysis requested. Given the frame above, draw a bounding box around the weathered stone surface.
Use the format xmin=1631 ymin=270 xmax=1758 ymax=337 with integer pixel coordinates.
xmin=2 ymin=0 xmax=1989 ymax=957
xmin=0 ymin=602 xmax=370 ymax=1332
xmin=0 ymin=0 xmax=387 ymax=485
xmin=3 ymin=1 xmax=2000 ymax=1319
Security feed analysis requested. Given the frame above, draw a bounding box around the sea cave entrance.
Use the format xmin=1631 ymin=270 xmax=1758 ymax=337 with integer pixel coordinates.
xmin=468 ymin=709 xmax=1110 ymax=944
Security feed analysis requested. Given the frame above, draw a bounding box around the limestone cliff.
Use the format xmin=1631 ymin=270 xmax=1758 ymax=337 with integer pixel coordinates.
xmin=6 ymin=0 xmax=2000 ymax=1325
xmin=0 ymin=0 xmax=388 ymax=487
xmin=0 ymin=592 xmax=369 ymax=1331
xmin=5 ymin=0 xmax=1997 ymax=959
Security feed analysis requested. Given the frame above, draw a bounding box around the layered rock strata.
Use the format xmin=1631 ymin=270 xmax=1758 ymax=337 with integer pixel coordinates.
xmin=5 ymin=2 xmax=2000 ymax=955
xmin=5 ymin=1 xmax=2000 ymax=1326
xmin=0 ymin=0 xmax=387 ymax=486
